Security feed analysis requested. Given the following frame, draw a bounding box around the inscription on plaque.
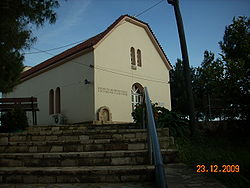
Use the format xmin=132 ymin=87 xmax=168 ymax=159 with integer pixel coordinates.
xmin=98 ymin=87 xmax=127 ymax=96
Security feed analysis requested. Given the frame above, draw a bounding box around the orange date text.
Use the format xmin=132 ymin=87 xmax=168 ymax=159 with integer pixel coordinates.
xmin=196 ymin=165 xmax=240 ymax=173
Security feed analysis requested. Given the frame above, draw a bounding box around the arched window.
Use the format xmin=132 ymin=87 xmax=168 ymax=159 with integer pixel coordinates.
xmin=131 ymin=83 xmax=143 ymax=111
xmin=55 ymin=87 xmax=61 ymax=113
xmin=137 ymin=49 xmax=142 ymax=67
xmin=130 ymin=47 xmax=136 ymax=65
xmin=49 ymin=89 xmax=54 ymax=115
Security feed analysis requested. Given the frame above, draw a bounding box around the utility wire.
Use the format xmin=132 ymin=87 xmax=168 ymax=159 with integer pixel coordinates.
xmin=24 ymin=0 xmax=164 ymax=55
xmin=24 ymin=40 xmax=84 ymax=55
xmin=30 ymin=47 xmax=169 ymax=84
xmin=95 ymin=66 xmax=168 ymax=84
xmin=25 ymin=0 xmax=169 ymax=84
xmin=134 ymin=0 xmax=164 ymax=17
xmin=31 ymin=47 xmax=92 ymax=68
xmin=33 ymin=80 xmax=84 ymax=97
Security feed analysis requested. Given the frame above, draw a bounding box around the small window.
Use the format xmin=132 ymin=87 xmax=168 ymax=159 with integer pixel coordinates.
xmin=137 ymin=49 xmax=142 ymax=67
xmin=49 ymin=89 xmax=54 ymax=115
xmin=55 ymin=87 xmax=61 ymax=113
xmin=130 ymin=47 xmax=136 ymax=65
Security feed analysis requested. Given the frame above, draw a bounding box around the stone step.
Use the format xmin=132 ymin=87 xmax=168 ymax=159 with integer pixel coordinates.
xmin=0 ymin=165 xmax=155 ymax=184
xmin=0 ymin=130 xmax=169 ymax=144
xmin=0 ymin=124 xmax=177 ymax=186
xmin=0 ymin=127 xmax=169 ymax=136
xmin=0 ymin=137 xmax=174 ymax=153
xmin=0 ymin=182 xmax=155 ymax=188
xmin=25 ymin=124 xmax=138 ymax=133
xmin=2 ymin=135 xmax=172 ymax=146
xmin=28 ymin=123 xmax=140 ymax=130
xmin=76 ymin=123 xmax=138 ymax=130
xmin=0 ymin=149 xmax=177 ymax=167
xmin=0 ymin=128 xmax=169 ymax=141
xmin=0 ymin=150 xmax=147 ymax=167
xmin=2 ymin=137 xmax=173 ymax=148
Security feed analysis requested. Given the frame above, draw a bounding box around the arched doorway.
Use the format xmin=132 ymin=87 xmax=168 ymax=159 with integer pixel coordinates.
xmin=131 ymin=83 xmax=143 ymax=111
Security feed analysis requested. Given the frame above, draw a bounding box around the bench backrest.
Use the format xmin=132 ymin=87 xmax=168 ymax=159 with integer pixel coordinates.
xmin=0 ymin=97 xmax=38 ymax=112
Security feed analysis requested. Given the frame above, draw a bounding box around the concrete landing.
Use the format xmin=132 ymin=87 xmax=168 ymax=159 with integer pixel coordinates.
xmin=0 ymin=163 xmax=227 ymax=188
xmin=166 ymin=163 xmax=226 ymax=188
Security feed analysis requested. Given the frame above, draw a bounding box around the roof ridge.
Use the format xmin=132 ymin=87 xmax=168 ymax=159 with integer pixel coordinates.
xmin=21 ymin=15 xmax=129 ymax=80
xmin=21 ymin=15 xmax=171 ymax=81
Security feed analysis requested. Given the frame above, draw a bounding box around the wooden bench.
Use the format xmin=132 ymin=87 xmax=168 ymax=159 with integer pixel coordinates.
xmin=0 ymin=97 xmax=39 ymax=125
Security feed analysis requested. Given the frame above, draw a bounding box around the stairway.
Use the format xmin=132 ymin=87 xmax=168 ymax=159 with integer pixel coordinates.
xmin=0 ymin=123 xmax=178 ymax=187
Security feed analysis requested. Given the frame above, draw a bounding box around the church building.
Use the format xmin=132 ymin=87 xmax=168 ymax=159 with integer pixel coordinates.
xmin=4 ymin=15 xmax=172 ymax=125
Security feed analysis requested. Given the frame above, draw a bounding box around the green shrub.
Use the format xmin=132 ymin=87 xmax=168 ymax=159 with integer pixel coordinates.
xmin=0 ymin=106 xmax=28 ymax=132
xmin=155 ymin=105 xmax=190 ymax=137
xmin=132 ymin=103 xmax=190 ymax=137
xmin=131 ymin=104 xmax=144 ymax=127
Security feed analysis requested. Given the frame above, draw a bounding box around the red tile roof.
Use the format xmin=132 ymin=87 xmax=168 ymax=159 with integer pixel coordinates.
xmin=21 ymin=15 xmax=171 ymax=80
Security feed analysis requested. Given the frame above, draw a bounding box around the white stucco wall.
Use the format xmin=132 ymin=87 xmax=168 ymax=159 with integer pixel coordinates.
xmin=4 ymin=18 xmax=171 ymax=125
xmin=94 ymin=21 xmax=171 ymax=122
xmin=5 ymin=52 xmax=94 ymax=125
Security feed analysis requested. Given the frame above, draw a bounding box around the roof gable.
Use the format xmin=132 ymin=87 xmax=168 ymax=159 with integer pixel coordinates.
xmin=21 ymin=15 xmax=172 ymax=81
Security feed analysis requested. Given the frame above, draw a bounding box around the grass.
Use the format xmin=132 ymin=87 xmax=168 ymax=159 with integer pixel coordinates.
xmin=175 ymin=125 xmax=250 ymax=188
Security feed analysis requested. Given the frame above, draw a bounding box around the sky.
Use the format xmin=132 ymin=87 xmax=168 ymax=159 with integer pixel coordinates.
xmin=23 ymin=0 xmax=250 ymax=68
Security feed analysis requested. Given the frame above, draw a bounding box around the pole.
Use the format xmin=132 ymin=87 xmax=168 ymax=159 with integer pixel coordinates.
xmin=167 ymin=0 xmax=196 ymax=134
xmin=208 ymin=93 xmax=211 ymax=121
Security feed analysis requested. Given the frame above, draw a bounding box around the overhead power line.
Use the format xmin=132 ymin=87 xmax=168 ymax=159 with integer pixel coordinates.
xmin=134 ymin=0 xmax=164 ymax=17
xmin=24 ymin=40 xmax=84 ymax=55
xmin=24 ymin=0 xmax=164 ymax=55
xmin=30 ymin=47 xmax=169 ymax=84
xmin=31 ymin=47 xmax=91 ymax=68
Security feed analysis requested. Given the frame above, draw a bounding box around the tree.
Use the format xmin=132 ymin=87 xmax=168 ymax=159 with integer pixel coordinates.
xmin=172 ymin=53 xmax=224 ymax=121
xmin=219 ymin=16 xmax=250 ymax=120
xmin=192 ymin=51 xmax=224 ymax=121
xmin=170 ymin=59 xmax=197 ymax=118
xmin=171 ymin=16 xmax=249 ymax=121
xmin=0 ymin=0 xmax=60 ymax=93
xmin=170 ymin=59 xmax=188 ymax=115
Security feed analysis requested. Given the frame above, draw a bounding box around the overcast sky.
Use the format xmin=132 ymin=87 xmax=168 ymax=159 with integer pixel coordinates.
xmin=23 ymin=0 xmax=250 ymax=68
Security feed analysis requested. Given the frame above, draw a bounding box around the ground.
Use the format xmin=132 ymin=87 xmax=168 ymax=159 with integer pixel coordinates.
xmin=1 ymin=164 xmax=226 ymax=188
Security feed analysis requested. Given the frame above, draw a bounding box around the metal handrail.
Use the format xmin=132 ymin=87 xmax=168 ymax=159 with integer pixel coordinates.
xmin=143 ymin=87 xmax=168 ymax=188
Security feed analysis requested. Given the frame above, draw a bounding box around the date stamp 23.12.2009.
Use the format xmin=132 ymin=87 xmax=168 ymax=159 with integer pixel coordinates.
xmin=196 ymin=164 xmax=240 ymax=173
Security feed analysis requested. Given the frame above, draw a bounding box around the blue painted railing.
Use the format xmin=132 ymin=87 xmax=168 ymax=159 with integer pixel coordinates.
xmin=143 ymin=87 xmax=168 ymax=188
